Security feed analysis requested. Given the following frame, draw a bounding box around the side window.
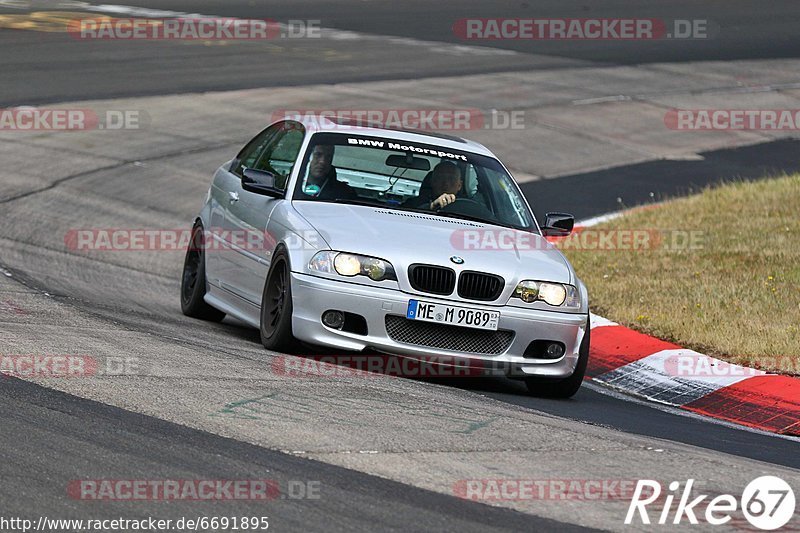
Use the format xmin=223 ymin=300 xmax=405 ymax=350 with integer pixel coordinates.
xmin=253 ymin=122 xmax=305 ymax=190
xmin=231 ymin=124 xmax=282 ymax=177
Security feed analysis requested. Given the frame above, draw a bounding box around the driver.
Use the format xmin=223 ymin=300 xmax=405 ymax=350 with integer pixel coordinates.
xmin=303 ymin=144 xmax=356 ymax=199
xmin=407 ymin=161 xmax=463 ymax=210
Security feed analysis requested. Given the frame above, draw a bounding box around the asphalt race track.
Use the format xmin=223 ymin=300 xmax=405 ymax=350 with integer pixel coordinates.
xmin=0 ymin=376 xmax=588 ymax=532
xmin=0 ymin=1 xmax=798 ymax=531
xmin=3 ymin=0 xmax=800 ymax=105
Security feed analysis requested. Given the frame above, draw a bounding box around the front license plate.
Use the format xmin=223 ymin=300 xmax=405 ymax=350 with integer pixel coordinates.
xmin=406 ymin=300 xmax=499 ymax=331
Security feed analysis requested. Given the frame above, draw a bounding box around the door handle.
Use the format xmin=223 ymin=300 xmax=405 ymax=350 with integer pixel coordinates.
xmin=228 ymin=192 xmax=239 ymax=203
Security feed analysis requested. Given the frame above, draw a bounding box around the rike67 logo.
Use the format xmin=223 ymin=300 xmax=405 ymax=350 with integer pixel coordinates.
xmin=626 ymin=476 xmax=796 ymax=530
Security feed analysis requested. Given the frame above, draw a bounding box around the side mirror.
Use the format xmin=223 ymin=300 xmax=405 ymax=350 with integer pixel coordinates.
xmin=541 ymin=212 xmax=574 ymax=236
xmin=242 ymin=168 xmax=283 ymax=198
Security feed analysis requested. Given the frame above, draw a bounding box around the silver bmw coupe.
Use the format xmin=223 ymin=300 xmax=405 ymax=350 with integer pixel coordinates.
xmin=181 ymin=115 xmax=590 ymax=397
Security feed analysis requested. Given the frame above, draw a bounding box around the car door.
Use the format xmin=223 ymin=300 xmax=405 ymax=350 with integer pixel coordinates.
xmin=206 ymin=124 xmax=281 ymax=292
xmin=222 ymin=121 xmax=305 ymax=306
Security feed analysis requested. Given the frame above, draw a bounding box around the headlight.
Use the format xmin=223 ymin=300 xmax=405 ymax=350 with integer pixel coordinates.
xmin=334 ymin=253 xmax=361 ymax=276
xmin=514 ymin=280 xmax=539 ymax=303
xmin=309 ymin=251 xmax=396 ymax=282
xmin=539 ymin=283 xmax=566 ymax=306
xmin=512 ymin=280 xmax=580 ymax=309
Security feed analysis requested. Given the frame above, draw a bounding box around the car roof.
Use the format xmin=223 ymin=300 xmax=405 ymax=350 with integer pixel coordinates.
xmin=276 ymin=114 xmax=496 ymax=158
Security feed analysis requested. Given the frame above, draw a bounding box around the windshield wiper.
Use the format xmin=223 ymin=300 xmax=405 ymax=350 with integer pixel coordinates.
xmin=393 ymin=205 xmax=516 ymax=229
xmin=431 ymin=210 xmax=508 ymax=227
xmin=328 ymin=198 xmax=525 ymax=230
xmin=331 ymin=198 xmax=384 ymax=207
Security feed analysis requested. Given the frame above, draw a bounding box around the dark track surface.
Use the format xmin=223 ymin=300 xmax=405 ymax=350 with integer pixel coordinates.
xmin=438 ymin=376 xmax=800 ymax=470
xmin=0 ymin=376 xmax=590 ymax=532
xmin=521 ymin=138 xmax=800 ymax=221
xmin=106 ymin=0 xmax=800 ymax=62
xmin=2 ymin=0 xmax=800 ymax=105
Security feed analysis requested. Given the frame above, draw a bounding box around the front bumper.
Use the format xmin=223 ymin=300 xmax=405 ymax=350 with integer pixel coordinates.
xmin=290 ymin=272 xmax=588 ymax=379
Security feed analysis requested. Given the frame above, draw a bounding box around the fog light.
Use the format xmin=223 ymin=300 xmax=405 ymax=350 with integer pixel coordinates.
xmin=322 ymin=310 xmax=345 ymax=330
xmin=546 ymin=342 xmax=565 ymax=358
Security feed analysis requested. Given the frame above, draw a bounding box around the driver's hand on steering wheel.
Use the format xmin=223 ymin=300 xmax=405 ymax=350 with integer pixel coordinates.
xmin=431 ymin=193 xmax=457 ymax=210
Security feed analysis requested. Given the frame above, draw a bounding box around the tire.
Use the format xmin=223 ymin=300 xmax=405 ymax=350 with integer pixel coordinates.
xmin=524 ymin=315 xmax=590 ymax=398
xmin=260 ymin=249 xmax=297 ymax=352
xmin=180 ymin=223 xmax=226 ymax=322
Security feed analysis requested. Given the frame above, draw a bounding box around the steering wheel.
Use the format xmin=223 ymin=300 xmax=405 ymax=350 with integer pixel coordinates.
xmin=439 ymin=197 xmax=495 ymax=219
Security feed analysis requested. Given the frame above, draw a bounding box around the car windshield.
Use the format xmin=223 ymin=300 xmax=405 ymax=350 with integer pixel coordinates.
xmin=292 ymin=132 xmax=536 ymax=231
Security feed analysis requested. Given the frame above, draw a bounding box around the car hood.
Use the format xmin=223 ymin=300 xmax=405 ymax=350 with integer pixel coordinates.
xmin=292 ymin=202 xmax=573 ymax=285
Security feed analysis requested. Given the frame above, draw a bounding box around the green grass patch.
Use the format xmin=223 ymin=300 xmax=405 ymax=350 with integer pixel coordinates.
xmin=564 ymin=174 xmax=800 ymax=375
